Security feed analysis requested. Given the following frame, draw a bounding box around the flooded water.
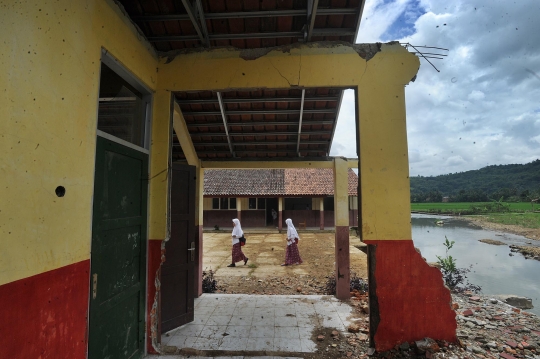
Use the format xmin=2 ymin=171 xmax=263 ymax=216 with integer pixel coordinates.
xmin=411 ymin=214 xmax=540 ymax=315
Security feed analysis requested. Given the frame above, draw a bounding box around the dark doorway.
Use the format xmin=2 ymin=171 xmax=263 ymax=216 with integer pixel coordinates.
xmin=88 ymin=136 xmax=148 ymax=359
xmin=266 ymin=197 xmax=278 ymax=226
xmin=161 ymin=164 xmax=196 ymax=333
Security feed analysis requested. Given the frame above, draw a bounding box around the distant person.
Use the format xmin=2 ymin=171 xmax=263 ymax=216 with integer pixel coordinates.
xmin=281 ymin=218 xmax=303 ymax=266
xmin=271 ymin=208 xmax=278 ymax=227
xmin=228 ymin=218 xmax=248 ymax=267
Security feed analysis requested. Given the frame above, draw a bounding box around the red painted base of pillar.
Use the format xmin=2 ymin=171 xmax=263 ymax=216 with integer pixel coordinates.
xmin=335 ymin=225 xmax=350 ymax=300
xmin=278 ymin=210 xmax=283 ymax=232
xmin=147 ymin=240 xmax=164 ymax=354
xmin=320 ymin=210 xmax=324 ymax=230
xmin=0 ymin=260 xmax=90 ymax=359
xmin=365 ymin=240 xmax=457 ymax=352
xmin=196 ymin=225 xmax=203 ymax=297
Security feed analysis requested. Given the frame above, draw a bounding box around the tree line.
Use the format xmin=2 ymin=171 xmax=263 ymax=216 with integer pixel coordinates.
xmin=410 ymin=159 xmax=540 ymax=203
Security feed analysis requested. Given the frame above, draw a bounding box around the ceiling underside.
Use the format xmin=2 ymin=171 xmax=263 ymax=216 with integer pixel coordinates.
xmin=116 ymin=0 xmax=365 ymax=161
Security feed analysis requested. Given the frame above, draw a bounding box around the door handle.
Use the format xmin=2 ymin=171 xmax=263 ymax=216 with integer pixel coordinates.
xmin=188 ymin=241 xmax=195 ymax=261
xmin=92 ymin=273 xmax=98 ymax=299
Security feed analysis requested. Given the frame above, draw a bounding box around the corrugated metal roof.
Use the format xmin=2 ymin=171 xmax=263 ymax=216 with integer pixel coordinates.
xmin=114 ymin=0 xmax=366 ymax=161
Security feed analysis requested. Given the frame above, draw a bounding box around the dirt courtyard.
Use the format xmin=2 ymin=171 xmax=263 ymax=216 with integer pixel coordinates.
xmin=202 ymin=231 xmax=368 ymax=295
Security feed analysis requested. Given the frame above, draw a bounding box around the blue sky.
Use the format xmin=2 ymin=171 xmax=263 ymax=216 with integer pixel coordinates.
xmin=330 ymin=0 xmax=540 ymax=177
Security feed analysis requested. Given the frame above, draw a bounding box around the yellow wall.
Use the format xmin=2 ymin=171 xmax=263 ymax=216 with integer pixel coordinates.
xmin=0 ymin=0 xmax=158 ymax=285
xmin=158 ymin=43 xmax=418 ymax=240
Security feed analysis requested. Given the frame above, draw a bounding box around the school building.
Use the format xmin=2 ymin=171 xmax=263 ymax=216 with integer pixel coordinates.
xmin=0 ymin=0 xmax=457 ymax=358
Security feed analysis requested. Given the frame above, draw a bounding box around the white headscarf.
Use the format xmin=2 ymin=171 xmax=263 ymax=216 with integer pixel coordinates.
xmin=232 ymin=218 xmax=243 ymax=238
xmin=286 ymin=218 xmax=299 ymax=241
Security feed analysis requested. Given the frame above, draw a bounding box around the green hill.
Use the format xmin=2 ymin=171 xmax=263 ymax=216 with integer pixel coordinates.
xmin=410 ymin=159 xmax=540 ymax=202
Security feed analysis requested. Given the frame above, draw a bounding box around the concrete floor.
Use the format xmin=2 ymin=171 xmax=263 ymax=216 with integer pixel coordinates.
xmin=149 ymin=293 xmax=360 ymax=358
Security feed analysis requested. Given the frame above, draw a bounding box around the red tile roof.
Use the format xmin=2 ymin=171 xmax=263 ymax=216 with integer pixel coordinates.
xmin=204 ymin=168 xmax=357 ymax=196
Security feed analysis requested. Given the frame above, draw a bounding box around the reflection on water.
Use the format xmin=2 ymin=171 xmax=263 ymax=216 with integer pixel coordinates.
xmin=412 ymin=214 xmax=540 ymax=316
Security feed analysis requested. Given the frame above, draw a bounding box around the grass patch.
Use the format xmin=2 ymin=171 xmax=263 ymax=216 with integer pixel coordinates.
xmin=411 ymin=202 xmax=540 ymax=215
xmin=481 ymin=213 xmax=540 ymax=229
xmin=248 ymin=263 xmax=258 ymax=269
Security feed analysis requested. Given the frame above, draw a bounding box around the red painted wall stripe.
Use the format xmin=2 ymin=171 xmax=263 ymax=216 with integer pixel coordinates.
xmin=0 ymin=260 xmax=90 ymax=359
xmin=147 ymin=240 xmax=163 ymax=354
xmin=364 ymin=240 xmax=457 ymax=351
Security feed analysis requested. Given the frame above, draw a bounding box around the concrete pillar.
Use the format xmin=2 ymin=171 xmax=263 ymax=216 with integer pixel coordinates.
xmin=236 ymin=197 xmax=242 ymax=222
xmin=194 ymin=164 xmax=204 ymax=297
xmin=278 ymin=197 xmax=283 ymax=232
xmin=357 ymin=76 xmax=457 ymax=349
xmin=147 ymin=89 xmax=172 ymax=352
xmin=333 ymin=157 xmax=350 ymax=300
xmin=319 ymin=197 xmax=325 ymax=230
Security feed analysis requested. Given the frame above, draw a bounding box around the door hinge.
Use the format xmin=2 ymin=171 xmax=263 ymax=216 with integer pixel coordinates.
xmin=92 ymin=273 xmax=98 ymax=299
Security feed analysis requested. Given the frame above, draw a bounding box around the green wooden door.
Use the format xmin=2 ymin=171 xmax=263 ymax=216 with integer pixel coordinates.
xmin=89 ymin=136 xmax=148 ymax=359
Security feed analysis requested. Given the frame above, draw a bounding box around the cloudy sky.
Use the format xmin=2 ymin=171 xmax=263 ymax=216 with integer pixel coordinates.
xmin=330 ymin=0 xmax=540 ymax=176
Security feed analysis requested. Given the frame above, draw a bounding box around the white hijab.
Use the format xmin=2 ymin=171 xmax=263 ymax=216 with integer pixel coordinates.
xmin=232 ymin=218 xmax=243 ymax=238
xmin=286 ymin=218 xmax=299 ymax=240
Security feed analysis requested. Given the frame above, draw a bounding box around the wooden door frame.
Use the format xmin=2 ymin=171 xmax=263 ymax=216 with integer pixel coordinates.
xmin=88 ymin=49 xmax=154 ymax=356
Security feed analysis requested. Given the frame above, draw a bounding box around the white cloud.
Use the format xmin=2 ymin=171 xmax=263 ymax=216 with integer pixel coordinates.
xmin=330 ymin=0 xmax=540 ymax=176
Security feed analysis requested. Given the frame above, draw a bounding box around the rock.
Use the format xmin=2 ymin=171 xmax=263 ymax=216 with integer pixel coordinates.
xmin=361 ymin=305 xmax=370 ymax=314
xmin=357 ymin=333 xmax=368 ymax=341
xmin=317 ymin=335 xmax=325 ymax=341
xmin=506 ymin=341 xmax=518 ymax=349
xmin=471 ymin=346 xmax=486 ymax=354
xmin=495 ymin=295 xmax=534 ymax=309
xmin=465 ymin=321 xmax=476 ymax=328
xmin=469 ymin=296 xmax=481 ymax=302
xmin=296 ymin=286 xmax=302 ymax=292
xmin=331 ymin=330 xmax=339 ymax=337
xmin=452 ymin=302 xmax=460 ymax=310
xmin=415 ymin=337 xmax=440 ymax=353
xmin=463 ymin=309 xmax=474 ymax=317
xmin=500 ymin=353 xmax=517 ymax=359
xmin=487 ymin=342 xmax=497 ymax=348
xmin=367 ymin=347 xmax=376 ymax=356
xmin=348 ymin=324 xmax=360 ymax=333
xmin=490 ymin=298 xmax=498 ymax=304
xmin=399 ymin=342 xmax=410 ymax=351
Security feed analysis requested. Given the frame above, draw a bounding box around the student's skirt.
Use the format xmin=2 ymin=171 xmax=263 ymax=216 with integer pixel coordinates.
xmin=285 ymin=243 xmax=302 ymax=265
xmin=232 ymin=243 xmax=247 ymax=263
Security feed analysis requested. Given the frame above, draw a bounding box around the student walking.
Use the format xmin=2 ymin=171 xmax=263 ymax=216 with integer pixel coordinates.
xmin=281 ymin=218 xmax=303 ymax=266
xmin=228 ymin=218 xmax=248 ymax=267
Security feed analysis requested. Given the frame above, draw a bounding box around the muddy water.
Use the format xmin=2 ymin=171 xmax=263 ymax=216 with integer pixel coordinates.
xmin=411 ymin=214 xmax=540 ymax=315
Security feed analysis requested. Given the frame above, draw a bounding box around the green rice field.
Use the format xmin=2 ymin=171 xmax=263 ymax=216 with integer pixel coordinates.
xmin=411 ymin=202 xmax=536 ymax=212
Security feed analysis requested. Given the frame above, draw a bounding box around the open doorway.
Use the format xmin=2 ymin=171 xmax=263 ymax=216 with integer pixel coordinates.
xmin=266 ymin=197 xmax=278 ymax=227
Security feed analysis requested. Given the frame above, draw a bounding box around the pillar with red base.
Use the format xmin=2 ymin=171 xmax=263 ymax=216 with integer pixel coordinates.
xmin=333 ymin=157 xmax=350 ymax=300
xmin=319 ymin=197 xmax=325 ymax=230
xmin=278 ymin=196 xmax=283 ymax=232
xmin=355 ymin=72 xmax=458 ymax=350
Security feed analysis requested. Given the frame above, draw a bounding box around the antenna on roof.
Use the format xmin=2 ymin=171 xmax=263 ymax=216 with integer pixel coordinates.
xmin=400 ymin=43 xmax=449 ymax=73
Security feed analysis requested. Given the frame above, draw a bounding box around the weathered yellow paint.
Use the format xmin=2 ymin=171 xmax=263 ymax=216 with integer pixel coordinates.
xmin=148 ymin=90 xmax=172 ymax=240
xmin=239 ymin=198 xmax=248 ymax=210
xmin=201 ymin=161 xmax=333 ymax=169
xmin=173 ymin=103 xmax=199 ymax=166
xmin=357 ymin=52 xmax=417 ymax=240
xmin=333 ymin=158 xmax=349 ymax=227
xmin=158 ymin=43 xmax=418 ymax=240
xmin=236 ymin=196 xmax=242 ymax=213
xmin=278 ymin=197 xmax=283 ymax=212
xmin=203 ymin=198 xmax=213 ymax=210
xmin=0 ymin=0 xmax=158 ymax=285
xmin=320 ymin=197 xmax=325 ymax=211
xmin=347 ymin=159 xmax=359 ymax=169
xmin=349 ymin=196 xmax=358 ymax=210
